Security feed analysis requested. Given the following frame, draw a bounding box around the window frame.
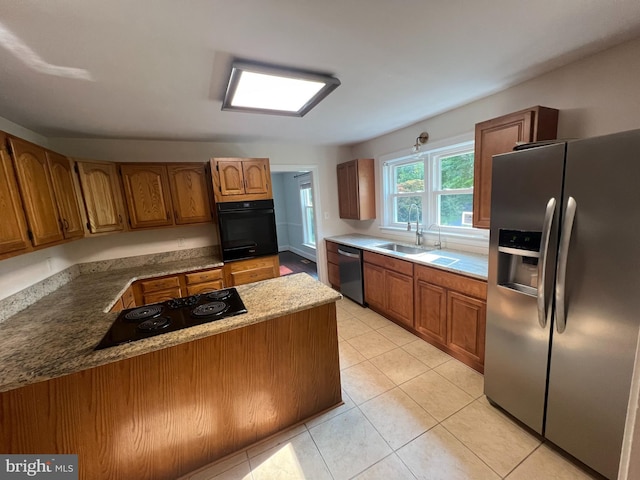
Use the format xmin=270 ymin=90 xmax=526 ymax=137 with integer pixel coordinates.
xmin=299 ymin=177 xmax=316 ymax=247
xmin=380 ymin=134 xmax=488 ymax=241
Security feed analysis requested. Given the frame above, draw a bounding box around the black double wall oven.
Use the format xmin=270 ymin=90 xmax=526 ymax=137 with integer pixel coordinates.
xmin=217 ymin=199 xmax=278 ymax=262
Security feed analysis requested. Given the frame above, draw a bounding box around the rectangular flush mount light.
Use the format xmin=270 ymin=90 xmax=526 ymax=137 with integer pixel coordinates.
xmin=222 ymin=60 xmax=340 ymax=117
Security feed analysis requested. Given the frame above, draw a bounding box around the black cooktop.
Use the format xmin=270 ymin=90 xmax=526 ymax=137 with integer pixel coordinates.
xmin=95 ymin=288 xmax=247 ymax=350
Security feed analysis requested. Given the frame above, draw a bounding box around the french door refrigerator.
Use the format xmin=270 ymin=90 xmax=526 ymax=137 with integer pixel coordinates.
xmin=484 ymin=129 xmax=640 ymax=480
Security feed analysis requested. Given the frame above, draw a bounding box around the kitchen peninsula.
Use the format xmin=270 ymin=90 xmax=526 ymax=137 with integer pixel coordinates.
xmin=0 ymin=264 xmax=342 ymax=480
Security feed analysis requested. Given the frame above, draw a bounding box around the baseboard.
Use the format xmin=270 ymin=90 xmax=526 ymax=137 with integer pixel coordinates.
xmin=286 ymin=246 xmax=317 ymax=263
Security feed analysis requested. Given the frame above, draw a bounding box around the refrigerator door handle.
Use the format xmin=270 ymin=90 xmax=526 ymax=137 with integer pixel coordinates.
xmin=537 ymin=197 xmax=556 ymax=328
xmin=555 ymin=196 xmax=577 ymax=334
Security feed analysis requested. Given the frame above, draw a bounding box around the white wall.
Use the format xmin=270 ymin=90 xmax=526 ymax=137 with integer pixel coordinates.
xmin=350 ymin=36 xmax=640 ymax=248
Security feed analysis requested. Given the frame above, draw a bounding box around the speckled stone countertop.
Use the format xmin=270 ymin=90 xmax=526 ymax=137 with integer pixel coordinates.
xmin=326 ymin=234 xmax=488 ymax=280
xmin=0 ymin=258 xmax=341 ymax=393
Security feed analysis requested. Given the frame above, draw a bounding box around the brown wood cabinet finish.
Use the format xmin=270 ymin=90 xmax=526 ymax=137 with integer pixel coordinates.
xmin=0 ymin=304 xmax=342 ymax=480
xmin=8 ymin=137 xmax=65 ymax=246
xmin=167 ymin=163 xmax=213 ymax=225
xmin=363 ymin=251 xmax=413 ymax=327
xmin=120 ymin=164 xmax=174 ymax=229
xmin=326 ymin=240 xmax=341 ymax=289
xmin=130 ymin=268 xmax=225 ymax=306
xmin=224 ymin=255 xmax=279 ymax=287
xmin=337 ymin=158 xmax=375 ymax=220
xmin=0 ymin=134 xmax=31 ymax=258
xmin=473 ymin=106 xmax=558 ymax=229
xmin=211 ymin=158 xmax=272 ymax=203
xmin=46 ymin=151 xmax=85 ymax=240
xmin=414 ymin=264 xmax=487 ymax=372
xmin=75 ymin=160 xmax=127 ymax=234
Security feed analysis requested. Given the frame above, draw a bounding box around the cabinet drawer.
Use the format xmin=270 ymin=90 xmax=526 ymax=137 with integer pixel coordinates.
xmin=415 ymin=264 xmax=487 ymax=299
xmin=327 ymin=251 xmax=340 ymax=265
xmin=143 ymin=287 xmax=182 ymax=304
xmin=185 ymin=269 xmax=223 ymax=285
xmin=326 ymin=241 xmax=339 ymax=253
xmin=230 ymin=266 xmax=275 ymax=286
xmin=363 ymin=251 xmax=413 ymax=276
xmin=186 ymin=280 xmax=224 ymax=295
xmin=140 ymin=276 xmax=180 ymax=293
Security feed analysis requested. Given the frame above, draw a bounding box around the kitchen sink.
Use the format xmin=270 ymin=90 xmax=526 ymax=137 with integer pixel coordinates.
xmin=376 ymin=243 xmax=431 ymax=255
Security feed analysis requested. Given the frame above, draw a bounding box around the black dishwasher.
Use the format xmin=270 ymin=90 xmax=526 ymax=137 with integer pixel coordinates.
xmin=337 ymin=245 xmax=364 ymax=305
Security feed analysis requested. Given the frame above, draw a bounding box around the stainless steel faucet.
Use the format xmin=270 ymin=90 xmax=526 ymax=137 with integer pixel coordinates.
xmin=407 ymin=204 xmax=423 ymax=245
xmin=428 ymin=223 xmax=442 ymax=249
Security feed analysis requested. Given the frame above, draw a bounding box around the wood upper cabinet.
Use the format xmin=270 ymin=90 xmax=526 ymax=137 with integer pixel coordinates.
xmin=120 ymin=162 xmax=214 ymax=230
xmin=8 ymin=136 xmax=65 ymax=246
xmin=337 ymin=158 xmax=375 ymax=220
xmin=0 ymin=134 xmax=32 ymax=258
xmin=45 ymin=151 xmax=84 ymax=240
xmin=363 ymin=251 xmax=413 ymax=327
xmin=120 ymin=163 xmax=174 ymax=229
xmin=211 ymin=158 xmax=272 ymax=202
xmin=473 ymin=106 xmax=558 ymax=229
xmin=167 ymin=163 xmax=213 ymax=225
xmin=75 ymin=160 xmax=127 ymax=234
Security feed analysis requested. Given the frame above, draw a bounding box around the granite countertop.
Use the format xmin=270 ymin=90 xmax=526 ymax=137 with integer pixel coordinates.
xmin=326 ymin=234 xmax=488 ymax=280
xmin=0 ymin=256 xmax=341 ymax=393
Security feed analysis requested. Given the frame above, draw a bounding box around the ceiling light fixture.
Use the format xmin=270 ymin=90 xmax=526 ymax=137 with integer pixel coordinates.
xmin=412 ymin=132 xmax=429 ymax=153
xmin=222 ymin=60 xmax=340 ymax=117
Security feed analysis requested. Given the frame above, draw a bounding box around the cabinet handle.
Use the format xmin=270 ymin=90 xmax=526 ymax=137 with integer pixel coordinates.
xmin=58 ymin=218 xmax=64 ymax=232
xmin=118 ymin=214 xmax=122 ymax=224
xmin=63 ymin=219 xmax=69 ymax=230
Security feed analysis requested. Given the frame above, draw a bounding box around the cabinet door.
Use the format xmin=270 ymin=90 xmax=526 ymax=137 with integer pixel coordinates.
xmin=337 ymin=161 xmax=353 ymax=219
xmin=446 ymin=291 xmax=486 ymax=365
xmin=216 ymin=160 xmax=245 ymax=197
xmin=46 ymin=151 xmax=84 ymax=239
xmin=385 ymin=270 xmax=413 ymax=327
xmin=363 ymin=262 xmax=385 ymax=311
xmin=9 ymin=137 xmax=64 ymax=246
xmin=143 ymin=288 xmax=183 ymax=305
xmin=76 ymin=161 xmax=126 ymax=234
xmin=224 ymin=255 xmax=279 ymax=286
xmin=167 ymin=163 xmax=212 ymax=225
xmin=242 ymin=159 xmax=270 ymax=195
xmin=120 ymin=164 xmax=174 ymax=229
xmin=415 ymin=279 xmax=447 ymax=345
xmin=473 ymin=106 xmax=558 ymax=229
xmin=0 ymin=137 xmax=31 ymax=257
xmin=186 ymin=280 xmax=224 ymax=295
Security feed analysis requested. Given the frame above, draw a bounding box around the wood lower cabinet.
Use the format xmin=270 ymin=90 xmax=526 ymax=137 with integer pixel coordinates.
xmin=337 ymin=158 xmax=375 ymax=220
xmin=0 ymin=134 xmax=31 ymax=259
xmin=185 ymin=268 xmax=224 ymax=295
xmin=138 ymin=275 xmax=183 ymax=305
xmin=211 ymin=158 xmax=272 ymax=203
xmin=224 ymin=255 xmax=280 ymax=287
xmin=0 ymin=303 xmax=341 ymax=480
xmin=473 ymin=106 xmax=558 ymax=229
xmin=76 ymin=160 xmax=127 ymax=234
xmin=363 ymin=251 xmax=413 ymax=327
xmin=414 ymin=264 xmax=487 ymax=372
xmin=326 ymin=240 xmax=341 ymax=289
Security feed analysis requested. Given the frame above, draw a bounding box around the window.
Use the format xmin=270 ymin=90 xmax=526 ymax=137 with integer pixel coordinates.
xmin=383 ymin=140 xmax=479 ymax=234
xmin=300 ymin=180 xmax=315 ymax=246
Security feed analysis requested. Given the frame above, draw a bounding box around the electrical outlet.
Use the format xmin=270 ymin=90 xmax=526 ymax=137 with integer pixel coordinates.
xmin=324 ymin=212 xmax=330 ymax=220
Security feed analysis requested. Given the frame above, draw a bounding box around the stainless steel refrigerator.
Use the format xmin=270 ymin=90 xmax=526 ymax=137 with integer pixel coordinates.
xmin=484 ymin=129 xmax=640 ymax=480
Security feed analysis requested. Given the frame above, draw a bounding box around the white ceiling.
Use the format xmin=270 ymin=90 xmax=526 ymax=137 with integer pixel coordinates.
xmin=1 ymin=0 xmax=640 ymax=146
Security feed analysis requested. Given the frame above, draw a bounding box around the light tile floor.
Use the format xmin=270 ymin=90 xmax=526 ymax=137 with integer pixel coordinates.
xmin=181 ymin=297 xmax=597 ymax=480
